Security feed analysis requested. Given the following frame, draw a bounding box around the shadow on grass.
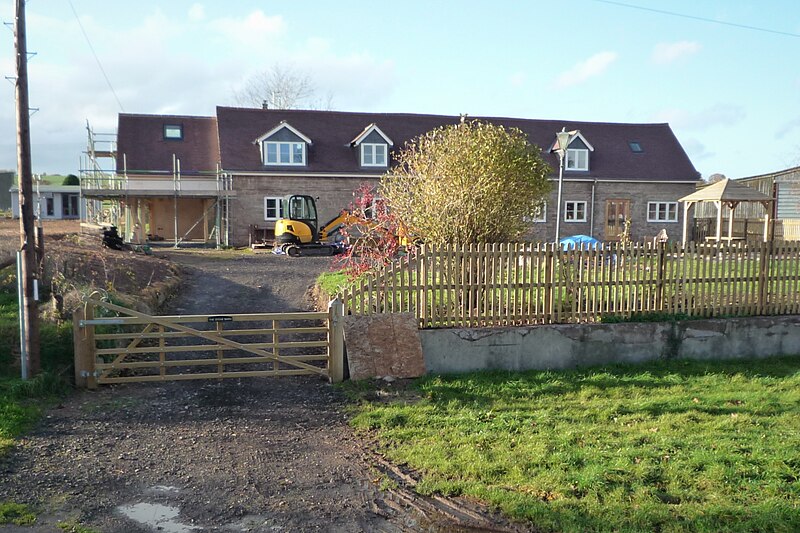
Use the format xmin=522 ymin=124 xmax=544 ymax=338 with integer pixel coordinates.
xmin=418 ymin=356 xmax=800 ymax=409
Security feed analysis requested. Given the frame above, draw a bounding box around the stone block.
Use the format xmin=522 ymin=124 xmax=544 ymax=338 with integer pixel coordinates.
xmin=343 ymin=313 xmax=426 ymax=380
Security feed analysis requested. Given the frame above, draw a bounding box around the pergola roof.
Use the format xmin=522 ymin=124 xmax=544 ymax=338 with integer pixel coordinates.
xmin=679 ymin=178 xmax=772 ymax=204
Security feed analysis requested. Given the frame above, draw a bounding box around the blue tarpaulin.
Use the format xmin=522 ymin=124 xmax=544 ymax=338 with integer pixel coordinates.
xmin=559 ymin=235 xmax=602 ymax=250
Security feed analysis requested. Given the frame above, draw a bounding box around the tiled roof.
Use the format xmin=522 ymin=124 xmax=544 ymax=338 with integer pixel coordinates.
xmin=117 ymin=114 xmax=219 ymax=175
xmin=117 ymin=108 xmax=701 ymax=182
xmin=216 ymin=107 xmax=701 ymax=181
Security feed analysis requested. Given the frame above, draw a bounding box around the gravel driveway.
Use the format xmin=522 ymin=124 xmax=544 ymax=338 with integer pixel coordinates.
xmin=1 ymin=249 xmax=516 ymax=533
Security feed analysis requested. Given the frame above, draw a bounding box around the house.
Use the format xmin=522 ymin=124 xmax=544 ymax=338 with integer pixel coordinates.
xmin=83 ymin=108 xmax=700 ymax=246
xmin=10 ymin=182 xmax=84 ymax=220
xmin=692 ymin=166 xmax=800 ymax=241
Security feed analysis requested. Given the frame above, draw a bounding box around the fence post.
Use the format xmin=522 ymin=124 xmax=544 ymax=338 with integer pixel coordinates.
xmin=328 ymin=298 xmax=345 ymax=383
xmin=757 ymin=241 xmax=771 ymax=315
xmin=544 ymin=244 xmax=554 ymax=323
xmin=655 ymin=242 xmax=667 ymax=311
xmin=73 ymin=302 xmax=97 ymax=389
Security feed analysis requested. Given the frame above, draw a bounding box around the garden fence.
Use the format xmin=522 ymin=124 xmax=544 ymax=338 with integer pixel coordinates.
xmin=340 ymin=241 xmax=800 ymax=328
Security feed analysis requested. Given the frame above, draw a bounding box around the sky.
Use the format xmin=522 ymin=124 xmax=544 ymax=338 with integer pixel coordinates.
xmin=0 ymin=0 xmax=798 ymax=179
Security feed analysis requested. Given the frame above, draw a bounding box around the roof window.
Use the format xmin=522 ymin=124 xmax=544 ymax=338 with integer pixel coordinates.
xmin=629 ymin=141 xmax=643 ymax=153
xmin=164 ymin=124 xmax=183 ymax=140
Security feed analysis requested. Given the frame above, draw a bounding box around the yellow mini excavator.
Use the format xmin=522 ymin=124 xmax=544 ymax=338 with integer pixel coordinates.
xmin=274 ymin=194 xmax=416 ymax=257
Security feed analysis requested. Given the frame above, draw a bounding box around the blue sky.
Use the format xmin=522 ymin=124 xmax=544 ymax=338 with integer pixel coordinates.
xmin=1 ymin=0 xmax=798 ymax=179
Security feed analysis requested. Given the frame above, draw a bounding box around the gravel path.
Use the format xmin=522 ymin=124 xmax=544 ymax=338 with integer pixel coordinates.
xmin=0 ymin=250 xmax=406 ymax=532
xmin=1 ymin=249 xmax=517 ymax=533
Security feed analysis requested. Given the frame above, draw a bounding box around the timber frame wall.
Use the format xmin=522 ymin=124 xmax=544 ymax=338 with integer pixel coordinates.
xmin=342 ymin=241 xmax=800 ymax=328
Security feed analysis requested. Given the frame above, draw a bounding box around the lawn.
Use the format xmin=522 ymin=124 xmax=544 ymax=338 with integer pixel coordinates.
xmin=348 ymin=358 xmax=800 ymax=532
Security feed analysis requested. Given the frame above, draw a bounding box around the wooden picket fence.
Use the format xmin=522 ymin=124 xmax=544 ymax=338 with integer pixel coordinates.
xmin=341 ymin=241 xmax=800 ymax=328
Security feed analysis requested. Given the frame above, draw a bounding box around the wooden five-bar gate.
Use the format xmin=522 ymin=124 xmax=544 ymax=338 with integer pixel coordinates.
xmin=73 ymin=296 xmax=344 ymax=388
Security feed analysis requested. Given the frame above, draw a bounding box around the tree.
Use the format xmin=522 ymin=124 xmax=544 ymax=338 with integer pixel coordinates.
xmin=233 ymin=64 xmax=331 ymax=110
xmin=62 ymin=174 xmax=79 ymax=186
xmin=380 ymin=119 xmax=552 ymax=244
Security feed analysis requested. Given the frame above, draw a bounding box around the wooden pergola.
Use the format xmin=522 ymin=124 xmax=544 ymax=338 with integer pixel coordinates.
xmin=679 ymin=178 xmax=774 ymax=244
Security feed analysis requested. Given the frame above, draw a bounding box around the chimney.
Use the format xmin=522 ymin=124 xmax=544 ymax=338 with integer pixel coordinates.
xmin=262 ymin=100 xmax=269 ymax=110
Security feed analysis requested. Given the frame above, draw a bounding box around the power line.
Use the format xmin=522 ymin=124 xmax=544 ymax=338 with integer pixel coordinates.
xmin=67 ymin=0 xmax=125 ymax=111
xmin=592 ymin=0 xmax=800 ymax=38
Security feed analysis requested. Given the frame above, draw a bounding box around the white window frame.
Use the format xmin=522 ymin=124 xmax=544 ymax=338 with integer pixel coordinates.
xmin=361 ymin=143 xmax=388 ymax=167
xmin=264 ymin=196 xmax=284 ymax=221
xmin=566 ymin=148 xmax=589 ymax=171
xmin=647 ymin=201 xmax=678 ymax=223
xmin=263 ymin=141 xmax=306 ymax=166
xmin=564 ymin=201 xmax=587 ymax=222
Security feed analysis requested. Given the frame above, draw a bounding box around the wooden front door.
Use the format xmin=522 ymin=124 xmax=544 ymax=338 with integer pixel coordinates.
xmin=605 ymin=199 xmax=631 ymax=240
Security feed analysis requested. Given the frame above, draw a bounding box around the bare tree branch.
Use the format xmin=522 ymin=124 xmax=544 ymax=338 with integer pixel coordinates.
xmin=233 ymin=64 xmax=333 ymax=110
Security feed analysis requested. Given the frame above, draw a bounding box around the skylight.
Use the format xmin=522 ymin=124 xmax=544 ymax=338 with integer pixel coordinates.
xmin=629 ymin=141 xmax=643 ymax=153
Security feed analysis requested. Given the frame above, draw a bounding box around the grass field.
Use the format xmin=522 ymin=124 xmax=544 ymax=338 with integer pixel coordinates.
xmin=348 ymin=358 xmax=800 ymax=532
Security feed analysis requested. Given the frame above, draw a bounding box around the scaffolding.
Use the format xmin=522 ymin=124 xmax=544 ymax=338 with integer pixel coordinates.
xmin=80 ymin=121 xmax=232 ymax=247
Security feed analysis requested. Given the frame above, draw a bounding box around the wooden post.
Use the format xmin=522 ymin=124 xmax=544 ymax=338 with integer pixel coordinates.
xmin=73 ymin=304 xmax=97 ymax=389
xmin=328 ymin=299 xmax=344 ymax=383
xmin=15 ymin=0 xmax=40 ymax=376
xmin=655 ymin=242 xmax=667 ymax=311
xmin=757 ymin=241 xmax=771 ymax=315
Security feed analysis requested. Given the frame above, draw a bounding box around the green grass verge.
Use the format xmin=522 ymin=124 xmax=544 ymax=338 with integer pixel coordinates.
xmin=347 ymin=358 xmax=800 ymax=532
xmin=0 ymin=289 xmax=74 ymax=377
xmin=0 ymin=502 xmax=36 ymax=526
xmin=316 ymin=270 xmax=353 ymax=298
xmin=0 ymin=372 xmax=70 ymax=455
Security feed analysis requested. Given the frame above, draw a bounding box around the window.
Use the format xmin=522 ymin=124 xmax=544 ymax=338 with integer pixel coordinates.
xmin=264 ymin=142 xmax=305 ymax=165
xmin=629 ymin=141 xmax=643 ymax=153
xmin=524 ymin=201 xmax=546 ymax=223
xmin=564 ymin=201 xmax=587 ymax=222
xmin=648 ymin=201 xmax=678 ymax=222
xmin=164 ymin=124 xmax=183 ymax=140
xmin=361 ymin=143 xmax=387 ymax=167
xmin=62 ymin=194 xmax=79 ymax=218
xmin=45 ymin=197 xmax=54 ymax=217
xmin=264 ymin=197 xmax=284 ymax=220
xmin=566 ymin=149 xmax=589 ymax=170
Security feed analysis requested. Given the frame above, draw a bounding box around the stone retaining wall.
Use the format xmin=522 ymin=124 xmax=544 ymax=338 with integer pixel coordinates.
xmin=420 ymin=316 xmax=800 ymax=374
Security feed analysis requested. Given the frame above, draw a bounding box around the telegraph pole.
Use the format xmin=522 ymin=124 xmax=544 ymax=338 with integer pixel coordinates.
xmin=15 ymin=0 xmax=41 ymax=376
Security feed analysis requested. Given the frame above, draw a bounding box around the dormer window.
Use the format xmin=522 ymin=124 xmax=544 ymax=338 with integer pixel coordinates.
xmin=265 ymin=142 xmax=305 ymax=165
xmin=551 ymin=130 xmax=594 ymax=172
xmin=255 ymin=121 xmax=311 ymax=166
xmin=566 ymin=148 xmax=589 ymax=170
xmin=351 ymin=123 xmax=393 ymax=169
xmin=361 ymin=143 xmax=387 ymax=167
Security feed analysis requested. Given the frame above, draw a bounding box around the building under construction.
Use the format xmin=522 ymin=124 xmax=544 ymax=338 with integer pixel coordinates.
xmin=80 ymin=115 xmax=233 ymax=247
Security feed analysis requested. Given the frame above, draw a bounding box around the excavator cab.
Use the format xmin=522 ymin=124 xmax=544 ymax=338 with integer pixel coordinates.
xmin=274 ymin=195 xmax=337 ymax=256
xmin=275 ymin=195 xmax=318 ymax=246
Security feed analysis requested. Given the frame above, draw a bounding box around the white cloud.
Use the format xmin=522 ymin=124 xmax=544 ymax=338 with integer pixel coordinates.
xmin=213 ymin=10 xmax=286 ymax=48
xmin=681 ymin=138 xmax=714 ymax=162
xmin=651 ymin=41 xmax=701 ymax=64
xmin=554 ymin=52 xmax=617 ymax=88
xmin=188 ymin=4 xmax=206 ymax=22
xmin=0 ymin=7 xmax=396 ymax=173
xmin=653 ymin=104 xmax=745 ymax=131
